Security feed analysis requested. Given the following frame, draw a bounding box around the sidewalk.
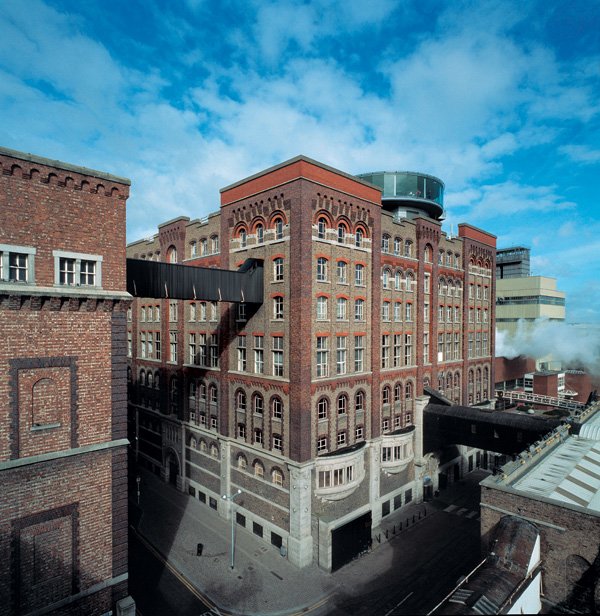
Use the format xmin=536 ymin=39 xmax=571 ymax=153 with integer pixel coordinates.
xmin=132 ymin=469 xmax=488 ymax=616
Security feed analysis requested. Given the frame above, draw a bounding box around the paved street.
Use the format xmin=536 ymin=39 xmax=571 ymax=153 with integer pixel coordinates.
xmin=129 ymin=469 xmax=488 ymax=615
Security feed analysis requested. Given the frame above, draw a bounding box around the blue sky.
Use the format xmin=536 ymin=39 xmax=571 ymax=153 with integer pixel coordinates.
xmin=1 ymin=0 xmax=599 ymax=323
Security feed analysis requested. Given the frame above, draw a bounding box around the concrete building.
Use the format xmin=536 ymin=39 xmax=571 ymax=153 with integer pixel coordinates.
xmin=0 ymin=147 xmax=133 ymax=615
xmin=126 ymin=156 xmax=496 ymax=570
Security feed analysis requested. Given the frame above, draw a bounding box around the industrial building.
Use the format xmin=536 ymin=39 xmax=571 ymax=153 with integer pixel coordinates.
xmin=0 ymin=147 xmax=133 ymax=615
xmin=126 ymin=155 xmax=496 ymax=570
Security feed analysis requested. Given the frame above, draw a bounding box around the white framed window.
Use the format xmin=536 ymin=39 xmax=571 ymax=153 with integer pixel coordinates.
xmin=394 ymin=301 xmax=402 ymax=322
xmin=272 ymin=397 xmax=283 ymax=419
xmin=274 ymin=218 xmax=284 ymax=240
xmin=382 ymin=301 xmax=390 ymax=321
xmin=273 ymin=296 xmax=284 ymax=320
xmin=355 ymin=298 xmax=365 ymax=321
xmin=317 ymin=217 xmax=327 ymax=239
xmin=355 ymin=263 xmax=365 ymax=286
xmin=272 ymin=468 xmax=284 ymax=486
xmin=237 ymin=335 xmax=247 ymax=371
xmin=272 ymin=434 xmax=283 ymax=452
xmin=337 ymin=260 xmax=348 ymax=283
xmin=317 ymin=257 xmax=328 ymax=282
xmin=273 ymin=257 xmax=284 ymax=282
xmin=317 ymin=436 xmax=328 ymax=454
xmin=316 ymin=336 xmax=329 ymax=377
xmin=354 ymin=335 xmax=365 ymax=372
xmin=169 ymin=332 xmax=177 ymax=363
xmin=254 ymin=335 xmax=264 ymax=373
xmin=272 ymin=336 xmax=284 ymax=376
xmin=405 ymin=302 xmax=412 ymax=321
xmin=317 ymin=296 xmax=328 ymax=320
xmin=381 ymin=334 xmax=390 ymax=369
xmin=52 ymin=250 xmax=101 ymax=287
xmin=190 ymin=241 xmax=197 ymax=257
xmin=317 ymin=398 xmax=328 ymax=420
xmin=355 ymin=426 xmax=364 ymax=440
xmin=337 ymin=432 xmax=347 ymax=446
xmin=336 ymin=297 xmax=348 ymax=320
xmin=336 ymin=336 xmax=347 ymax=375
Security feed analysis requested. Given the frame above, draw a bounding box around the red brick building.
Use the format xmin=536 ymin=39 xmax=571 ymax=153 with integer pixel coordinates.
xmin=127 ymin=156 xmax=496 ymax=570
xmin=0 ymin=147 xmax=133 ymax=615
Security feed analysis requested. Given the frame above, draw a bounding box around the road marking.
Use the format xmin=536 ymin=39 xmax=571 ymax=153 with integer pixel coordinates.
xmin=465 ymin=511 xmax=478 ymax=519
xmin=383 ymin=591 xmax=414 ymax=616
xmin=456 ymin=508 xmax=468 ymax=516
xmin=131 ymin=526 xmax=226 ymax=615
xmin=444 ymin=504 xmax=457 ymax=512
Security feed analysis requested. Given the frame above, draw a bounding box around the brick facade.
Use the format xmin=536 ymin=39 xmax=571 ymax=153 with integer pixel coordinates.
xmin=127 ymin=155 xmax=496 ymax=570
xmin=0 ymin=146 xmax=132 ymax=615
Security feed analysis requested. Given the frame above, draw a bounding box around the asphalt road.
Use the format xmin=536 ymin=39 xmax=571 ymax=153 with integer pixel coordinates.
xmin=129 ymin=528 xmax=219 ymax=616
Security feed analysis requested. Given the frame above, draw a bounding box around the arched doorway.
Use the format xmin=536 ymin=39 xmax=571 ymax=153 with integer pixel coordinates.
xmin=164 ymin=449 xmax=180 ymax=487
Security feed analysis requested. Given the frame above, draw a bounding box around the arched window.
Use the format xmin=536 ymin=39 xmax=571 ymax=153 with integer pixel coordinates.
xmin=236 ymin=389 xmax=246 ymax=411
xmin=256 ymin=223 xmax=264 ymax=243
xmin=337 ymin=394 xmax=348 ymax=415
xmin=394 ymin=237 xmax=402 ymax=255
xmin=211 ymin=234 xmax=219 ymax=253
xmin=355 ymin=263 xmax=365 ymax=286
xmin=271 ymin=397 xmax=283 ymax=419
xmin=254 ymin=428 xmax=263 ymax=445
xmin=253 ymin=393 xmax=264 ymax=414
xmin=199 ymin=439 xmax=207 ymax=452
xmin=424 ymin=244 xmax=433 ymax=263
xmin=210 ymin=443 xmax=219 ymax=458
xmin=382 ymin=268 xmax=391 ymax=289
xmin=382 ymin=234 xmax=390 ymax=253
xmin=167 ymin=245 xmax=178 ymax=263
xmin=355 ymin=390 xmax=365 ymax=412
xmin=254 ymin=461 xmax=264 ymax=477
xmin=154 ymin=372 xmax=160 ymax=389
xmin=337 ymin=223 xmax=347 ymax=243
xmin=239 ymin=228 xmax=247 ymax=247
xmin=209 ymin=384 xmax=218 ymax=404
xmin=274 ymin=217 xmax=284 ymax=240
xmin=395 ymin=270 xmax=402 ymax=290
xmin=355 ymin=228 xmax=364 ymax=248
xmin=405 ymin=271 xmax=414 ymax=291
xmin=190 ymin=241 xmax=197 ymax=257
xmin=200 ymin=238 xmax=208 ymax=256
xmin=317 ymin=397 xmax=328 ymax=420
xmin=273 ymin=296 xmax=284 ymax=319
xmin=317 ymin=216 xmax=327 ymax=239
xmin=382 ymin=385 xmax=391 ymax=405
xmin=272 ymin=468 xmax=284 ymax=486
xmin=237 ymin=454 xmax=247 ymax=469
xmin=317 ymin=296 xmax=328 ymax=320
xmin=404 ymin=240 xmax=412 ymax=257
xmin=405 ymin=381 xmax=413 ymax=400
xmin=394 ymin=383 xmax=402 ymax=403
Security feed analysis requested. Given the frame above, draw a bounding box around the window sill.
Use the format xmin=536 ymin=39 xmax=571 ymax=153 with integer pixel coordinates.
xmin=31 ymin=422 xmax=61 ymax=431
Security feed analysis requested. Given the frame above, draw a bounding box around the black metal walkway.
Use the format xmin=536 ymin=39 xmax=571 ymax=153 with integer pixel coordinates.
xmin=126 ymin=258 xmax=264 ymax=304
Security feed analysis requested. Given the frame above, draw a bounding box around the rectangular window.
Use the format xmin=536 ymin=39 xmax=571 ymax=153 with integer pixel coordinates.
xmin=424 ymin=302 xmax=429 ymax=323
xmin=483 ymin=332 xmax=489 ymax=355
xmin=210 ymin=302 xmax=218 ymax=321
xmin=393 ymin=334 xmax=402 ymax=368
xmin=237 ymin=302 xmax=246 ymax=322
xmin=354 ymin=335 xmax=364 ymax=372
xmin=272 ymin=434 xmax=282 ymax=452
xmin=254 ymin=335 xmax=264 ymax=373
xmin=155 ymin=332 xmax=161 ymax=360
xmin=127 ymin=333 xmax=132 ymax=358
xmin=424 ymin=273 xmax=430 ymax=294
xmin=198 ymin=333 xmax=207 ymax=366
xmin=272 ymin=336 xmax=284 ymax=376
xmin=189 ymin=333 xmax=197 ymax=364
xmin=317 ymin=296 xmax=328 ymax=320
xmin=394 ymin=301 xmax=402 ymax=322
xmin=355 ymin=426 xmax=364 ymax=440
xmin=336 ymin=336 xmax=347 ymax=375
xmin=316 ymin=336 xmax=328 ymax=377
xmin=405 ymin=303 xmax=412 ymax=322
xmin=382 ymin=301 xmax=390 ymax=321
xmin=337 ymin=297 xmax=347 ymax=320
xmin=148 ymin=332 xmax=154 ymax=357
xmin=454 ymin=333 xmax=460 ymax=360
xmin=209 ymin=334 xmax=219 ymax=368
xmin=354 ymin=298 xmax=364 ymax=321
xmin=438 ymin=334 xmax=444 ymax=360
xmin=52 ymin=250 xmax=100 ymax=287
xmin=253 ymin=522 xmax=264 ymax=538
xmin=468 ymin=333 xmax=473 ymax=358
xmin=404 ymin=334 xmax=412 ymax=366
xmin=381 ymin=334 xmax=390 ymax=369
xmin=199 ymin=302 xmax=207 ymax=321
xmin=237 ymin=335 xmax=247 ymax=371
xmin=140 ymin=333 xmax=147 ymax=359
xmin=170 ymin=301 xmax=178 ymax=322
xmin=337 ymin=261 xmax=347 ymax=283
xmin=317 ymin=437 xmax=327 ymax=454
xmin=446 ymin=334 xmax=452 ymax=360
xmin=273 ymin=258 xmax=284 ymax=282
xmin=59 ymin=257 xmax=75 ymax=285
xmin=169 ymin=332 xmax=177 ymax=363
xmin=355 ymin=264 xmax=364 ymax=286
xmin=423 ymin=332 xmax=429 ymax=364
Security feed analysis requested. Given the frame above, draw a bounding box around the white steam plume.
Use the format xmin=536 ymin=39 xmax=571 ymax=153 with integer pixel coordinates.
xmin=495 ymin=319 xmax=600 ymax=375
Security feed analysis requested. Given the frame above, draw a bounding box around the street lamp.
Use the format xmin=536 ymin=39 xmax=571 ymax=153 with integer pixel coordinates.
xmin=222 ymin=489 xmax=242 ymax=569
